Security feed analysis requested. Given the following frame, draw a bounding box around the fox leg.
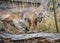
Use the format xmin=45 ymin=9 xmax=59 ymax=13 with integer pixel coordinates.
xmin=32 ymin=18 xmax=38 ymax=32
xmin=28 ymin=19 xmax=31 ymax=29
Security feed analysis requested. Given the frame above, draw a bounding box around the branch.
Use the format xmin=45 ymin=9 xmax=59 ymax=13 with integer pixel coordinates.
xmin=0 ymin=32 xmax=60 ymax=41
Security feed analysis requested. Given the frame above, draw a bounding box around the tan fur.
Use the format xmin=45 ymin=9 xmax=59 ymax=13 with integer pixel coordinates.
xmin=0 ymin=11 xmax=19 ymax=33
xmin=23 ymin=10 xmax=38 ymax=32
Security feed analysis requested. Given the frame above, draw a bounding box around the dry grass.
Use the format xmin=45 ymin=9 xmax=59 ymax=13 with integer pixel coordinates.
xmin=0 ymin=13 xmax=60 ymax=33
xmin=37 ymin=12 xmax=60 ymax=33
xmin=0 ymin=8 xmax=60 ymax=33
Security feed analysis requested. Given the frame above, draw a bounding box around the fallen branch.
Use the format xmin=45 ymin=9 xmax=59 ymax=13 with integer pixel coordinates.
xmin=0 ymin=32 xmax=60 ymax=41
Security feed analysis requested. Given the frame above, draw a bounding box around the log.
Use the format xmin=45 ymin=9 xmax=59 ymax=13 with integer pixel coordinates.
xmin=0 ymin=32 xmax=60 ymax=41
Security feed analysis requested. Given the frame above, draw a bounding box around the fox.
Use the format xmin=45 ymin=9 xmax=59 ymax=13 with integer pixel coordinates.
xmin=22 ymin=10 xmax=38 ymax=32
xmin=22 ymin=8 xmax=45 ymax=32
xmin=0 ymin=10 xmax=29 ymax=33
